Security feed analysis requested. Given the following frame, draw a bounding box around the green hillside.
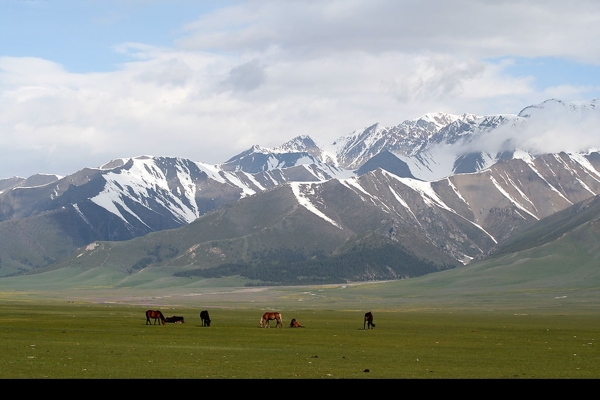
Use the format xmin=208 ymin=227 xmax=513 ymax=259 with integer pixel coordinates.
xmin=488 ymin=194 xmax=600 ymax=258
xmin=2 ymin=205 xmax=599 ymax=311
xmin=24 ymin=183 xmax=457 ymax=285
xmin=1 ymin=193 xmax=599 ymax=309
xmin=0 ymin=209 xmax=84 ymax=277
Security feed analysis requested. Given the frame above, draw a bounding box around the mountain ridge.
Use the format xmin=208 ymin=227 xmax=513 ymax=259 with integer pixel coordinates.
xmin=2 ymin=98 xmax=600 ymax=285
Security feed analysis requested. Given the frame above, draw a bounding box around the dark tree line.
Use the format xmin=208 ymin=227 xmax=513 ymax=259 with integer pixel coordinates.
xmin=128 ymin=244 xmax=180 ymax=274
xmin=174 ymin=243 xmax=454 ymax=285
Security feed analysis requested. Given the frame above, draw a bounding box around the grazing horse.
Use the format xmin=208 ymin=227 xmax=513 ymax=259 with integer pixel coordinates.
xmin=260 ymin=312 xmax=283 ymax=328
xmin=290 ymin=318 xmax=303 ymax=328
xmin=146 ymin=310 xmax=166 ymax=325
xmin=364 ymin=312 xmax=375 ymax=329
xmin=200 ymin=310 xmax=211 ymax=327
xmin=165 ymin=316 xmax=185 ymax=324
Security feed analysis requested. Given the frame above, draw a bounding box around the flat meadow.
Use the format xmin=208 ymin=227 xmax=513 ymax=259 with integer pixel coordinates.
xmin=1 ymin=298 xmax=598 ymax=378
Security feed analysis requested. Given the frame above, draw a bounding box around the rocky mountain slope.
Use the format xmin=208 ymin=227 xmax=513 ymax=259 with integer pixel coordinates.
xmin=1 ymin=98 xmax=600 ymax=283
xmin=42 ymin=149 xmax=600 ymax=284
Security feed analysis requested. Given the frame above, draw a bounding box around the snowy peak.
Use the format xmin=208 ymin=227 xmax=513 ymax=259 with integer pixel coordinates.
xmin=331 ymin=99 xmax=600 ymax=180
xmin=274 ymin=135 xmax=319 ymax=154
xmin=220 ymin=146 xmax=321 ymax=173
xmin=417 ymin=112 xmax=464 ymax=131
xmin=214 ymin=98 xmax=600 ymax=182
xmin=0 ymin=173 xmax=62 ymax=193
xmin=218 ymin=136 xmax=350 ymax=181
xmin=331 ymin=111 xmax=518 ymax=170
xmin=518 ymin=98 xmax=600 ymax=118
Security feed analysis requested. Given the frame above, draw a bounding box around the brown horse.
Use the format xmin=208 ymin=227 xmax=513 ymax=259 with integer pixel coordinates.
xmin=364 ymin=311 xmax=375 ymax=329
xmin=290 ymin=318 xmax=303 ymax=328
xmin=260 ymin=312 xmax=283 ymax=328
xmin=146 ymin=310 xmax=166 ymax=325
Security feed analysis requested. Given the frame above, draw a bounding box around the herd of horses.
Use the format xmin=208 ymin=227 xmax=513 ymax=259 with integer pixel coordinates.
xmin=145 ymin=310 xmax=209 ymax=326
xmin=145 ymin=309 xmax=376 ymax=329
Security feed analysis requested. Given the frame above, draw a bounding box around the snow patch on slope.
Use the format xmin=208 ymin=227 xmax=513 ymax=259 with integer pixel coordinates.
xmin=382 ymin=171 xmax=498 ymax=243
xmin=91 ymin=158 xmax=199 ymax=226
xmin=387 ymin=186 xmax=421 ymax=225
xmin=488 ymin=174 xmax=539 ymax=220
xmin=290 ymin=182 xmax=342 ymax=229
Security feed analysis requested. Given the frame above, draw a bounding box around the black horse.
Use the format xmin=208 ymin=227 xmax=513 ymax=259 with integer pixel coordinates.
xmin=364 ymin=312 xmax=375 ymax=329
xmin=200 ymin=310 xmax=211 ymax=327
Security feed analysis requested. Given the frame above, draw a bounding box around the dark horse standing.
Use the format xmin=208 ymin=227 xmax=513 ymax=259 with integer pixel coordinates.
xmin=200 ymin=310 xmax=211 ymax=327
xmin=364 ymin=312 xmax=375 ymax=329
xmin=146 ymin=310 xmax=166 ymax=325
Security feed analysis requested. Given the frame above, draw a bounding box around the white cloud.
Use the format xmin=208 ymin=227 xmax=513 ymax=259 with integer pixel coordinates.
xmin=177 ymin=0 xmax=600 ymax=62
xmin=1 ymin=0 xmax=600 ymax=178
xmin=221 ymin=59 xmax=266 ymax=91
xmin=450 ymin=100 xmax=600 ymax=157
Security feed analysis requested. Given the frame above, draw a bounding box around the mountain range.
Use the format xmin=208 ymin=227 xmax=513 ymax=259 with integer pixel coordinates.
xmin=2 ymin=98 xmax=600 ymax=286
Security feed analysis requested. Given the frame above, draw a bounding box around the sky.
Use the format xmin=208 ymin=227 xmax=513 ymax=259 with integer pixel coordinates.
xmin=2 ymin=0 xmax=600 ymax=178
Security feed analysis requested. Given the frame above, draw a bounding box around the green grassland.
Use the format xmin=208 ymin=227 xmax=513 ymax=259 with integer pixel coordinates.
xmin=0 ymin=300 xmax=598 ymax=378
xmin=1 ymin=220 xmax=600 ymax=379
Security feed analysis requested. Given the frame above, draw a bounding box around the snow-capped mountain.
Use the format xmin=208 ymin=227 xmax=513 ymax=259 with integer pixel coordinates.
xmin=328 ymin=110 xmax=526 ymax=180
xmin=518 ymin=98 xmax=599 ymax=118
xmin=334 ymin=99 xmax=599 ymax=181
xmin=55 ymin=148 xmax=600 ymax=284
xmin=217 ymin=136 xmax=352 ymax=179
xmin=0 ymin=154 xmax=342 ymax=233
xmin=0 ymin=154 xmax=349 ymax=275
xmin=331 ymin=112 xmax=465 ymax=170
xmin=221 ymin=99 xmax=600 ymax=181
xmin=2 ymin=98 xmax=600 ymax=281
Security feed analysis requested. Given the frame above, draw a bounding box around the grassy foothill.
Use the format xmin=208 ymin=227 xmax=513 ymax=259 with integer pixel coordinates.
xmin=0 ymin=301 xmax=598 ymax=378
